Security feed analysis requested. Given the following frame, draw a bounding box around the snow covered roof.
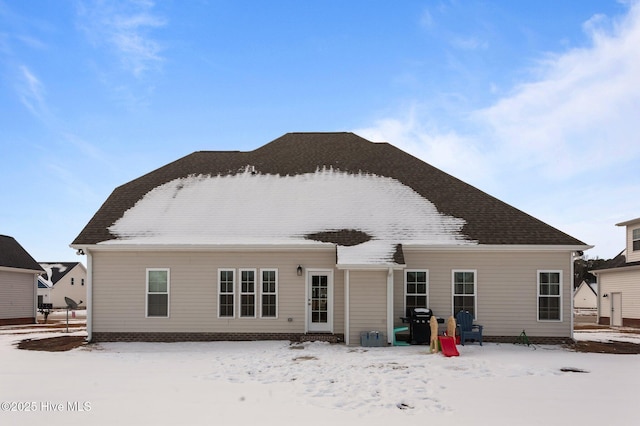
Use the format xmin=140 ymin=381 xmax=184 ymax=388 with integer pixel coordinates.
xmin=106 ymin=170 xmax=471 ymax=264
xmin=38 ymin=262 xmax=82 ymax=286
xmin=72 ymin=132 xmax=587 ymax=265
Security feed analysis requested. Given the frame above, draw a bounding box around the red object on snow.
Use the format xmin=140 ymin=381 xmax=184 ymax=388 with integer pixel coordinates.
xmin=438 ymin=336 xmax=460 ymax=357
xmin=444 ymin=331 xmax=461 ymax=345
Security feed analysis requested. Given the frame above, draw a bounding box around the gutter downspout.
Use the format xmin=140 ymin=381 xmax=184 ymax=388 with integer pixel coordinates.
xmin=33 ymin=274 xmax=38 ymax=323
xmin=86 ymin=250 xmax=93 ymax=342
xmin=387 ymin=268 xmax=394 ymax=345
xmin=570 ymin=252 xmax=574 ymax=341
xmin=593 ymin=271 xmax=600 ymax=325
xmin=344 ymin=269 xmax=350 ymax=345
xmin=570 ymin=251 xmax=584 ymax=341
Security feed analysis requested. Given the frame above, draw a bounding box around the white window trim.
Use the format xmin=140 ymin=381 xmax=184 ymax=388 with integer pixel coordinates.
xmin=238 ymin=268 xmax=257 ymax=318
xmin=145 ymin=268 xmax=170 ymax=318
xmin=633 ymin=228 xmax=640 ymax=251
xmin=451 ymin=269 xmax=478 ymax=319
xmin=260 ymin=268 xmax=278 ymax=319
xmin=218 ymin=268 xmax=235 ymax=318
xmin=537 ymin=270 xmax=563 ymax=322
xmin=404 ymin=269 xmax=429 ymax=315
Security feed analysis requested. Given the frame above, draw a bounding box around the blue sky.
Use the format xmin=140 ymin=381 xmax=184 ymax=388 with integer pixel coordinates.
xmin=1 ymin=0 xmax=638 ymax=262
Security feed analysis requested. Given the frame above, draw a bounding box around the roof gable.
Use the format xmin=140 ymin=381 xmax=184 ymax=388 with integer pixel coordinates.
xmin=39 ymin=262 xmax=82 ymax=286
xmin=72 ymin=132 xmax=587 ymax=264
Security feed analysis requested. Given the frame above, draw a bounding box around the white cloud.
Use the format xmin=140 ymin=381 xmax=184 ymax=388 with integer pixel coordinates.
xmin=419 ymin=9 xmax=434 ymax=29
xmin=354 ymin=107 xmax=493 ymax=189
xmin=77 ymin=0 xmax=166 ymax=78
xmin=16 ymin=65 xmax=50 ymax=121
xmin=477 ymin=1 xmax=640 ymax=179
xmin=451 ymin=36 xmax=489 ymax=50
xmin=356 ymin=2 xmax=640 ymax=258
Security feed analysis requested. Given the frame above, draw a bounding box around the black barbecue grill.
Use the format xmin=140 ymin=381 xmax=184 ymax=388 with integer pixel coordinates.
xmin=409 ymin=307 xmax=433 ymax=345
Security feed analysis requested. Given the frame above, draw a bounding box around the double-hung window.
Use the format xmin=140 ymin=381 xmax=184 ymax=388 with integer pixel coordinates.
xmin=453 ymin=270 xmax=476 ymax=317
xmin=218 ymin=269 xmax=235 ymax=318
xmin=538 ymin=271 xmax=562 ymax=321
xmin=146 ymin=268 xmax=169 ymax=317
xmin=239 ymin=269 xmax=256 ymax=318
xmin=260 ymin=269 xmax=278 ymax=318
xmin=633 ymin=228 xmax=640 ymax=251
xmin=405 ymin=270 xmax=428 ymax=316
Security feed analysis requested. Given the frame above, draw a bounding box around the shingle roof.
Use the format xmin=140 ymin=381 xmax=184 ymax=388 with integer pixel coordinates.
xmin=0 ymin=235 xmax=44 ymax=272
xmin=591 ymin=251 xmax=640 ymax=272
xmin=72 ymin=132 xmax=587 ymax=250
xmin=39 ymin=262 xmax=82 ymax=285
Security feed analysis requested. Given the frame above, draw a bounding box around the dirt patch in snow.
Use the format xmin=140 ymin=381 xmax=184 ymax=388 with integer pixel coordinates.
xmin=568 ymin=340 xmax=640 ymax=354
xmin=12 ymin=333 xmax=640 ymax=354
xmin=16 ymin=336 xmax=87 ymax=352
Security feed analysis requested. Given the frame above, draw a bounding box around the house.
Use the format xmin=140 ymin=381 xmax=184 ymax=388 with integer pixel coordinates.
xmin=590 ymin=217 xmax=640 ymax=327
xmin=573 ymin=280 xmax=597 ymax=310
xmin=71 ymin=132 xmax=590 ymax=344
xmin=37 ymin=279 xmax=52 ymax=307
xmin=38 ymin=262 xmax=87 ymax=308
xmin=0 ymin=235 xmax=43 ymax=325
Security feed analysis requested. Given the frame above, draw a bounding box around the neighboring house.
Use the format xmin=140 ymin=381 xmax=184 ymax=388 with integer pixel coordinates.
xmin=38 ymin=262 xmax=87 ymax=308
xmin=573 ymin=280 xmax=597 ymax=309
xmin=0 ymin=235 xmax=43 ymax=325
xmin=37 ymin=279 xmax=52 ymax=307
xmin=591 ymin=217 xmax=640 ymax=327
xmin=71 ymin=132 xmax=590 ymax=344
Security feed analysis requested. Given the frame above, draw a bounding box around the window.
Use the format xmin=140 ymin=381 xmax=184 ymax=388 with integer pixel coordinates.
xmin=633 ymin=229 xmax=640 ymax=251
xmin=146 ymin=269 xmax=169 ymax=317
xmin=538 ymin=271 xmax=562 ymax=321
xmin=71 ymin=278 xmax=74 ymax=286
xmin=81 ymin=278 xmax=85 ymax=286
xmin=405 ymin=270 xmax=428 ymax=316
xmin=239 ymin=269 xmax=256 ymax=317
xmin=453 ymin=270 xmax=476 ymax=317
xmin=218 ymin=269 xmax=235 ymax=317
xmin=260 ymin=269 xmax=278 ymax=318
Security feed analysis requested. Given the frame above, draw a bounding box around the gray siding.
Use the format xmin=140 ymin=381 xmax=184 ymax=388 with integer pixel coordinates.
xmin=51 ymin=264 xmax=87 ymax=308
xmin=91 ymin=249 xmax=340 ymax=334
xmin=348 ymin=270 xmax=388 ymax=344
xmin=0 ymin=270 xmax=35 ymax=320
xmin=598 ymin=268 xmax=640 ymax=320
xmin=625 ymin=225 xmax=640 ymax=263
xmin=91 ymin=247 xmax=575 ymax=340
xmin=396 ymin=249 xmax=573 ymax=338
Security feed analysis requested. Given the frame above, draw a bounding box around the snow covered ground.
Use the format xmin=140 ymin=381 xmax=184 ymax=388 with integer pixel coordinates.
xmin=1 ymin=322 xmax=638 ymax=426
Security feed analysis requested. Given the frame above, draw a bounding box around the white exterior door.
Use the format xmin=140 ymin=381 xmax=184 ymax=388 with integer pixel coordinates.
xmin=307 ymin=270 xmax=333 ymax=333
xmin=611 ymin=292 xmax=623 ymax=327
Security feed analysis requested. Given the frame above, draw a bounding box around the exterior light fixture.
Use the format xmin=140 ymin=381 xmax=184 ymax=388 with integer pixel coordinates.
xmin=297 ymin=265 xmax=303 ymax=276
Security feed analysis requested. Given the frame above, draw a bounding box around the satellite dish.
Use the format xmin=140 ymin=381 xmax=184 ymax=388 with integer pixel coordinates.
xmin=64 ymin=297 xmax=79 ymax=310
xmin=63 ymin=297 xmax=82 ymax=333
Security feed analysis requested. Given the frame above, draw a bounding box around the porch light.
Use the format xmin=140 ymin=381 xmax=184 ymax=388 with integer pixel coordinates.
xmin=297 ymin=265 xmax=303 ymax=276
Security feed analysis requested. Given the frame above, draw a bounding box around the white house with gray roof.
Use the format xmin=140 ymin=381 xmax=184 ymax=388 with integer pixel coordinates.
xmin=591 ymin=217 xmax=640 ymax=327
xmin=72 ymin=133 xmax=591 ymax=344
xmin=0 ymin=235 xmax=43 ymax=325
